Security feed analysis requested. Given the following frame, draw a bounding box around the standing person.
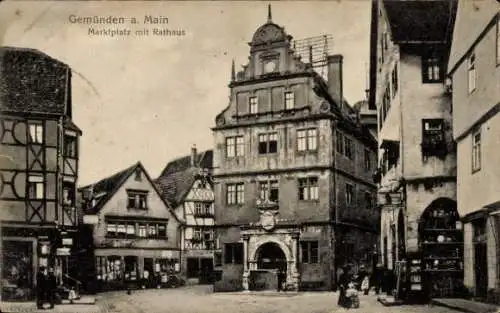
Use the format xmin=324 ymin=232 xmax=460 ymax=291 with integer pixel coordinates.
xmin=35 ymin=266 xmax=46 ymax=309
xmin=142 ymin=269 xmax=149 ymax=289
xmin=373 ymin=263 xmax=383 ymax=295
xmin=46 ymin=267 xmax=58 ymax=309
xmin=337 ymin=265 xmax=351 ymax=308
xmin=357 ymin=265 xmax=368 ymax=291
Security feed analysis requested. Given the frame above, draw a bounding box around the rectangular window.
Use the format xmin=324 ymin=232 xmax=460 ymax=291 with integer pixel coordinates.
xmin=227 ymin=183 xmax=244 ymax=205
xmin=472 ymin=128 xmax=481 ymax=172
xmin=64 ymin=135 xmax=77 ymax=158
xmin=298 ymin=177 xmax=319 ymax=201
xmin=117 ymin=224 xmax=126 ymax=236
xmin=226 ymin=136 xmax=244 ymax=157
xmin=63 ymin=185 xmax=75 ymax=207
xmin=148 ymin=224 xmax=157 ymax=237
xmin=249 ymin=96 xmax=258 ymax=114
xmin=383 ymin=84 xmax=391 ymax=120
xmin=158 ymin=224 xmax=167 ymax=238
xmin=365 ymin=192 xmax=372 ymax=209
xmin=28 ymin=174 xmax=44 ymax=199
xmin=224 ymin=243 xmax=243 ymax=264
xmin=346 ymin=183 xmax=354 ymax=205
xmin=258 ymin=133 xmax=278 ymax=154
xmin=297 ymin=128 xmax=317 ymax=152
xmin=284 ymin=91 xmax=295 ymax=110
xmin=126 ymin=224 xmax=136 ymax=235
xmin=391 ymin=64 xmax=398 ymax=97
xmin=106 ymin=222 xmax=116 ymax=237
xmin=28 ymin=123 xmax=43 ymax=144
xmin=468 ymin=53 xmax=476 ymax=93
xmin=364 ymin=149 xmax=371 ymax=171
xmin=421 ymin=119 xmax=446 ymax=158
xmin=422 ymin=56 xmax=443 ymax=83
xmin=126 ymin=190 xmax=148 ymax=210
xmin=344 ymin=136 xmax=353 ymax=160
xmin=301 ymin=241 xmax=319 ymax=264
xmin=336 ymin=131 xmax=344 ymax=154
xmin=259 ymin=180 xmax=279 ymax=202
xmin=138 ymin=224 xmax=147 ymax=237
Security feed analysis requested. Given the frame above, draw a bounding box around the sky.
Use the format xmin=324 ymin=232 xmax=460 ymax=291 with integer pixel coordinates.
xmin=0 ymin=0 xmax=372 ymax=186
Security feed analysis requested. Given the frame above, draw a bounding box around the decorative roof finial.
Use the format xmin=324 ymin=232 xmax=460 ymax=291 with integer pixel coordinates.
xmin=231 ymin=59 xmax=236 ymax=81
xmin=267 ymin=4 xmax=272 ymax=23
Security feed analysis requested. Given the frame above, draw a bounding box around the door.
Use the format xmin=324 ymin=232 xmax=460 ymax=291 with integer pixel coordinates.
xmin=187 ymin=258 xmax=200 ymax=279
xmin=199 ymin=258 xmax=214 ymax=284
xmin=474 ymin=243 xmax=488 ymax=299
xmin=143 ymin=258 xmax=154 ymax=287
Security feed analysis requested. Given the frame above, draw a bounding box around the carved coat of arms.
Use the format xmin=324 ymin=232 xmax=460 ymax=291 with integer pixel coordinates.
xmin=260 ymin=210 xmax=276 ymax=231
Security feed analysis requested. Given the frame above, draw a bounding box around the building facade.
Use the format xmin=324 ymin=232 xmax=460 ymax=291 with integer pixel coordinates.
xmin=79 ymin=162 xmax=181 ymax=291
xmin=0 ymin=47 xmax=82 ymax=301
xmin=212 ymin=7 xmax=379 ymax=292
xmin=447 ymin=1 xmax=499 ymax=302
xmin=371 ymin=0 xmax=461 ymax=300
xmin=155 ymin=147 xmax=217 ymax=284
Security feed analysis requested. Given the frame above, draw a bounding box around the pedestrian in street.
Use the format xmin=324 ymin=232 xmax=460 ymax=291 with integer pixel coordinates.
xmin=337 ymin=265 xmax=351 ymax=308
xmin=357 ymin=265 xmax=368 ymax=291
xmin=46 ymin=267 xmax=58 ymax=309
xmin=373 ymin=263 xmax=383 ymax=295
xmin=36 ymin=266 xmax=46 ymax=309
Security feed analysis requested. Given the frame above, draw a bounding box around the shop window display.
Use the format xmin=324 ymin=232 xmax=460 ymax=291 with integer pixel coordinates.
xmin=2 ymin=241 xmax=33 ymax=301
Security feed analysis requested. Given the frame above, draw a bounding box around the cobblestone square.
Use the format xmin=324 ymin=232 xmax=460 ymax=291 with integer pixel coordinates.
xmin=1 ymin=286 xmax=460 ymax=313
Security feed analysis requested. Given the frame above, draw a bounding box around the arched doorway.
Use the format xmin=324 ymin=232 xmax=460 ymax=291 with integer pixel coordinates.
xmin=256 ymin=242 xmax=287 ymax=273
xmin=418 ymin=197 xmax=463 ymax=298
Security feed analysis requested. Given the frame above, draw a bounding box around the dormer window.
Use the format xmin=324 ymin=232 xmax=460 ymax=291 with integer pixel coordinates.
xmin=284 ymin=91 xmax=295 ymax=110
xmin=249 ymin=96 xmax=258 ymax=114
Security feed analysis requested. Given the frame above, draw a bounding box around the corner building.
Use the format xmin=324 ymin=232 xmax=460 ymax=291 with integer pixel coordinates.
xmin=212 ymin=8 xmax=379 ymax=292
xmin=371 ymin=0 xmax=461 ymax=300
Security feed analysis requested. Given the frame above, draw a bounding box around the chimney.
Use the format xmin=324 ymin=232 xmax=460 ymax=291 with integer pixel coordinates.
xmin=327 ymin=54 xmax=344 ymax=108
xmin=191 ymin=144 xmax=197 ymax=167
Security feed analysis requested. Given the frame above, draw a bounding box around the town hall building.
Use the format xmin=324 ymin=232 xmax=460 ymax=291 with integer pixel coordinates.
xmin=212 ymin=7 xmax=379 ymax=292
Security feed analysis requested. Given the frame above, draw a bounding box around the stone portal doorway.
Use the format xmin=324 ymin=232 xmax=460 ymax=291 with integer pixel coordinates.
xmin=257 ymin=242 xmax=287 ymax=273
xmin=250 ymin=242 xmax=288 ymax=291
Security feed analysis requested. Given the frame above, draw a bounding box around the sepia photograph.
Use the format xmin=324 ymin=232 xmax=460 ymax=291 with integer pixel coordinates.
xmin=0 ymin=0 xmax=499 ymax=312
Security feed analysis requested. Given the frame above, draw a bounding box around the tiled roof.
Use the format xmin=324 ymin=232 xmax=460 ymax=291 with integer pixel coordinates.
xmin=64 ymin=119 xmax=83 ymax=135
xmin=155 ymin=150 xmax=213 ymax=208
xmin=79 ymin=162 xmax=139 ymax=214
xmin=0 ymin=46 xmax=70 ymax=115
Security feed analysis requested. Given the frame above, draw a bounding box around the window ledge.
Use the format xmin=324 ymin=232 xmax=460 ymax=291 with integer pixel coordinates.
xmin=471 ymin=167 xmax=481 ymax=175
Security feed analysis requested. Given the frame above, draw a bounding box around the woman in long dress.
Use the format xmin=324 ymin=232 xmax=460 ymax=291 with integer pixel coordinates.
xmin=337 ymin=266 xmax=351 ymax=308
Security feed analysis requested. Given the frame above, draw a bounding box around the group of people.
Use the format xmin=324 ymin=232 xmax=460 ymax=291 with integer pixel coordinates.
xmin=35 ymin=266 xmax=58 ymax=309
xmin=337 ymin=263 xmax=394 ymax=309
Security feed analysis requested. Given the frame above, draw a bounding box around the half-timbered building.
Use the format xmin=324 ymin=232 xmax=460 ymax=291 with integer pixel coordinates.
xmin=79 ymin=162 xmax=182 ymax=291
xmin=0 ymin=47 xmax=82 ymax=300
xmin=156 ymin=147 xmax=217 ymax=284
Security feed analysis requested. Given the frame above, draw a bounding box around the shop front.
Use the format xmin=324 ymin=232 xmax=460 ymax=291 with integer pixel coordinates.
xmin=1 ymin=224 xmax=60 ymax=302
xmin=95 ymin=249 xmax=181 ymax=291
